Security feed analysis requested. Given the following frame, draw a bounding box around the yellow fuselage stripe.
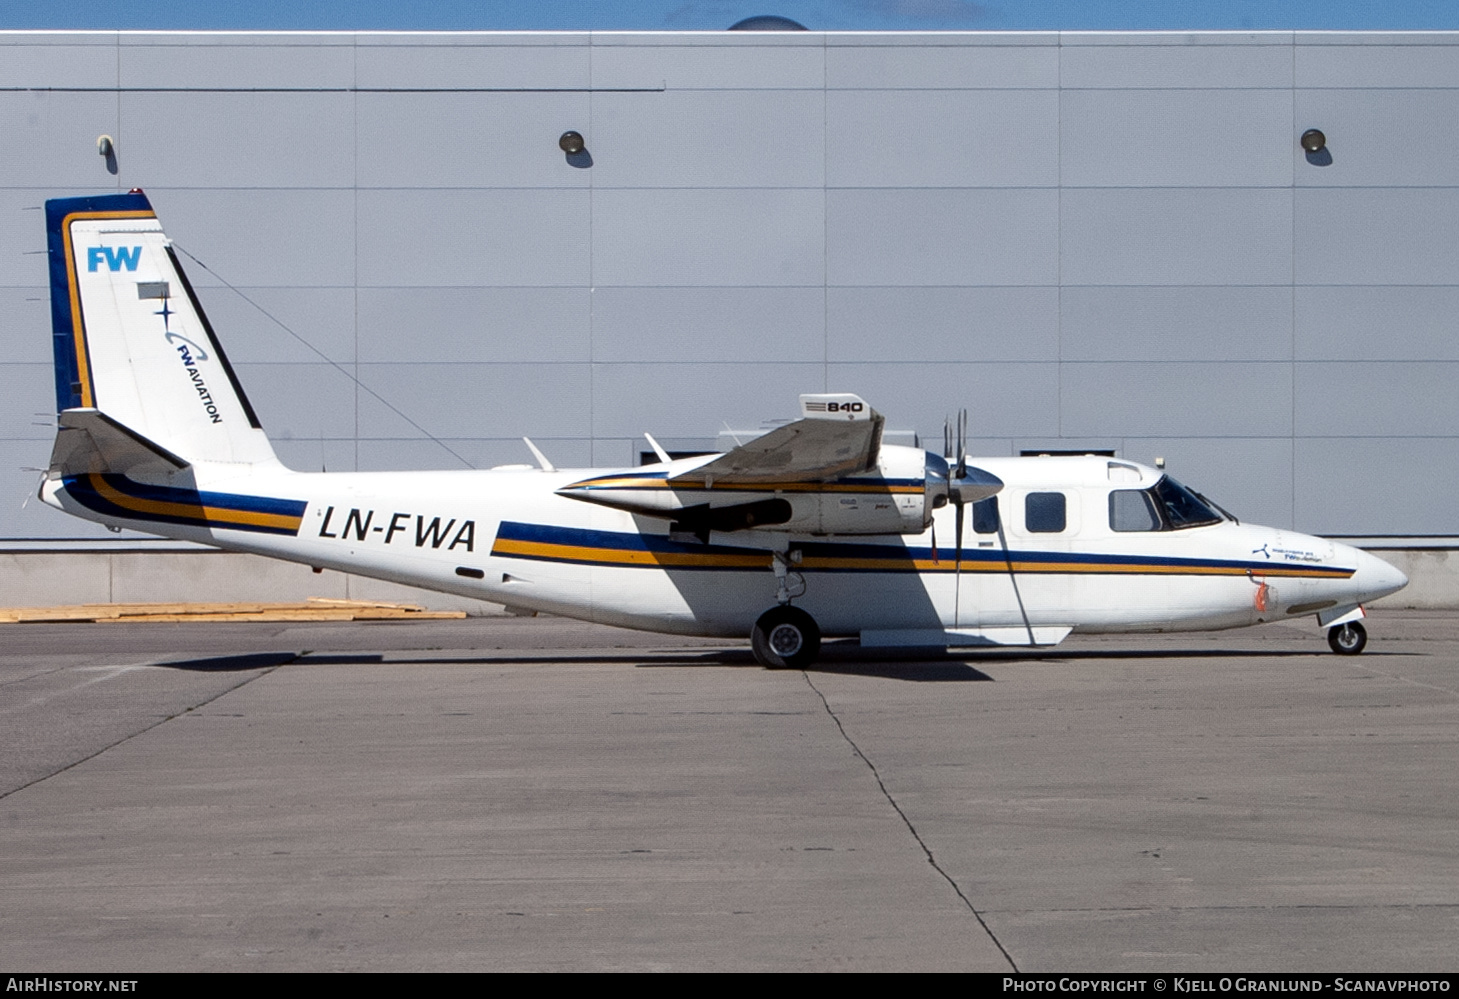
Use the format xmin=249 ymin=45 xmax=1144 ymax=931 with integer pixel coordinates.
xmin=90 ymin=474 xmax=302 ymax=531
xmin=492 ymin=538 xmax=771 ymax=569
xmin=492 ymin=537 xmax=1351 ymax=578
xmin=801 ymin=556 xmax=1348 ymax=577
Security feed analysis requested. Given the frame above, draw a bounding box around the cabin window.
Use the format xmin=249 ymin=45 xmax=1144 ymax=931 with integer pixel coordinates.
xmin=1025 ymin=492 xmax=1066 ymax=533
xmin=972 ymin=497 xmax=999 ymax=535
xmin=1109 ymin=489 xmax=1162 ymax=532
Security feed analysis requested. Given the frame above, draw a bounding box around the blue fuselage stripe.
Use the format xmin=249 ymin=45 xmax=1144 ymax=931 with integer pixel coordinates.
xmin=491 ymin=521 xmax=1354 ymax=578
xmin=62 ymin=474 xmax=306 ymax=536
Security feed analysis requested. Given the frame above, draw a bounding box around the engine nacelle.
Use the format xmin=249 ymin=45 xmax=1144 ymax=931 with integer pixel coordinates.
xmin=558 ymin=445 xmax=991 ymax=538
xmin=774 ymin=445 xmax=940 ymax=535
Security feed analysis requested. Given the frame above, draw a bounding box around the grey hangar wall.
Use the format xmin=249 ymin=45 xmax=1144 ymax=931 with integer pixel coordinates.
xmin=1 ymin=30 xmax=1455 ymax=570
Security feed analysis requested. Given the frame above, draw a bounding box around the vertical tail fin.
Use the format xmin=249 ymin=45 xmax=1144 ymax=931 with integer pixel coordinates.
xmin=46 ymin=192 xmax=278 ymax=466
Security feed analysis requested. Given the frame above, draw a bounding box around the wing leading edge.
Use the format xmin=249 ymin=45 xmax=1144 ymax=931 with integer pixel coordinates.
xmin=671 ymin=394 xmax=883 ymax=487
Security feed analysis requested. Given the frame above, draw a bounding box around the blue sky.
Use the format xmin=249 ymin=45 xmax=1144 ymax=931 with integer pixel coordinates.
xmin=1 ymin=1 xmax=1456 ymax=32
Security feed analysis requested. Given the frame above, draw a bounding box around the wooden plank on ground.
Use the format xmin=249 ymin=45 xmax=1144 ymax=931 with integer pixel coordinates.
xmin=0 ymin=600 xmax=466 ymax=623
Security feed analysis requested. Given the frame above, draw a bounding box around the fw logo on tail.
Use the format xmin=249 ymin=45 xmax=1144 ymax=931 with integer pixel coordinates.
xmin=87 ymin=246 xmax=141 ymax=272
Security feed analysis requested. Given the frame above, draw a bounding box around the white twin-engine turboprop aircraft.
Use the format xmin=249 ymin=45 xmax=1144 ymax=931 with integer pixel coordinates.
xmin=39 ymin=192 xmax=1408 ymax=667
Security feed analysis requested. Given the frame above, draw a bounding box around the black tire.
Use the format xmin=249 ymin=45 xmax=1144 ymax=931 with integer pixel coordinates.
xmin=751 ymin=606 xmax=821 ymax=670
xmin=1327 ymin=621 xmax=1368 ymax=655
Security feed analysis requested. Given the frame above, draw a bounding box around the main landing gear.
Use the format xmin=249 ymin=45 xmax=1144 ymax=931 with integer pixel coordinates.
xmin=1327 ymin=621 xmax=1368 ymax=655
xmin=751 ymin=605 xmax=821 ymax=670
xmin=751 ymin=549 xmax=819 ymax=669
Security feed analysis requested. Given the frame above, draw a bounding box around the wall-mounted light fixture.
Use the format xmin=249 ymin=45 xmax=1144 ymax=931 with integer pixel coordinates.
xmin=97 ymin=134 xmax=118 ymax=175
xmin=1300 ymin=128 xmax=1332 ymax=167
xmin=558 ymin=130 xmax=591 ymax=169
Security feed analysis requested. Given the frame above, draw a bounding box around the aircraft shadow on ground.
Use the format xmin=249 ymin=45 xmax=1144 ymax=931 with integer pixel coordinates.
xmin=806 ymin=658 xmax=996 ymax=682
xmin=152 ymin=651 xmax=303 ymax=672
xmin=798 ymin=643 xmax=1331 ymax=681
xmin=961 ymin=647 xmax=1324 ymax=662
xmin=266 ymin=643 xmax=1409 ymax=682
xmin=296 ymin=650 xmax=992 ymax=682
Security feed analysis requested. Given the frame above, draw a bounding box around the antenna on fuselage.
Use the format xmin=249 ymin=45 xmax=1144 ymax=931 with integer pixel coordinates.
xmin=643 ymin=433 xmax=671 ymax=465
xmin=523 ymin=437 xmax=556 ymax=472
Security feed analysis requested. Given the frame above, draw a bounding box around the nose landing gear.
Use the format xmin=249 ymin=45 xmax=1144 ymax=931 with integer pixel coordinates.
xmin=1327 ymin=621 xmax=1367 ymax=655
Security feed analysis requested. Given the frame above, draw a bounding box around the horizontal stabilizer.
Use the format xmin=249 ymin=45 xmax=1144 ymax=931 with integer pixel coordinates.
xmin=48 ymin=408 xmax=190 ymax=479
xmin=861 ymin=626 xmax=1072 ymax=649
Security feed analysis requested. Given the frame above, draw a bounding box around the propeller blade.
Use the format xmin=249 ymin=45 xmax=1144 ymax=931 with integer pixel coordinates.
xmin=943 ymin=416 xmax=952 ymax=461
xmin=954 ymin=497 xmax=964 ymax=571
xmin=952 ymin=494 xmax=965 ymax=629
xmin=955 ymin=408 xmax=968 ymax=479
xmin=947 ymin=408 xmax=975 ymax=631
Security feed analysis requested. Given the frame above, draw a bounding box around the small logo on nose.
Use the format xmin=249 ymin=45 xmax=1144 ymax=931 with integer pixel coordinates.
xmin=1252 ymin=544 xmax=1271 ymax=559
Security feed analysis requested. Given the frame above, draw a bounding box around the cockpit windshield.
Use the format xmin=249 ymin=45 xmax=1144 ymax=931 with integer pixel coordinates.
xmin=1150 ymin=476 xmax=1224 ymax=529
xmin=1109 ymin=476 xmax=1225 ymax=532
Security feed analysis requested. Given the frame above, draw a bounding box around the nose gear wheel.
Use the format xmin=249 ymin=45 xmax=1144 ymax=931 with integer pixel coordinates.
xmin=1327 ymin=621 xmax=1367 ymax=655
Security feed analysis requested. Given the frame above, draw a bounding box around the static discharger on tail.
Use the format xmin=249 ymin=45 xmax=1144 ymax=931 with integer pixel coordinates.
xmin=38 ymin=192 xmax=1408 ymax=667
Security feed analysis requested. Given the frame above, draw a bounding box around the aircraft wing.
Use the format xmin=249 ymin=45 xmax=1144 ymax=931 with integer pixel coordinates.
xmin=670 ymin=394 xmax=884 ymax=487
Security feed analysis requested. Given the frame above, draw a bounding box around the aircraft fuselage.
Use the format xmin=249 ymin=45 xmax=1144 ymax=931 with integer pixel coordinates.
xmin=42 ymin=451 xmax=1405 ymax=642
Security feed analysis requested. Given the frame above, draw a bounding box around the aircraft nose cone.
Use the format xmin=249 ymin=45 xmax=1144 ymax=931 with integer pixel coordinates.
xmin=1354 ymin=549 xmax=1408 ymax=602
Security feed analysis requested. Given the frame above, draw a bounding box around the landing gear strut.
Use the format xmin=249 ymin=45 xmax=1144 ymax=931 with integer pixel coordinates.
xmin=751 ymin=605 xmax=821 ymax=670
xmin=1327 ymin=621 xmax=1367 ymax=655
